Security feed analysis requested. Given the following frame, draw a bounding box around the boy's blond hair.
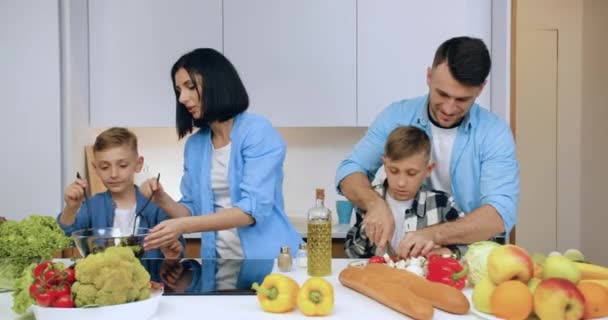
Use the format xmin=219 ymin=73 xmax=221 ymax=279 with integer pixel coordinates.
xmin=384 ymin=126 xmax=430 ymax=161
xmin=93 ymin=127 xmax=138 ymax=154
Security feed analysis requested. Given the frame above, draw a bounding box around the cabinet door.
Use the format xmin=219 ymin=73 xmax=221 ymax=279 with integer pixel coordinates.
xmin=0 ymin=0 xmax=62 ymax=219
xmin=357 ymin=0 xmax=492 ymax=126
xmin=224 ymin=0 xmax=357 ymax=127
xmin=89 ymin=0 xmax=222 ymax=127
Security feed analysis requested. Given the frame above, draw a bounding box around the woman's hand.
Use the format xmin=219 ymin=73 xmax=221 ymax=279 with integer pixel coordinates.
xmin=144 ymin=218 xmax=187 ymax=250
xmin=160 ymin=259 xmax=184 ymax=285
xmin=161 ymin=239 xmax=184 ymax=259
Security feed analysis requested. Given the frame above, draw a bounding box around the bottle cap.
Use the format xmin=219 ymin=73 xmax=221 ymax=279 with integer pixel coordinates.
xmin=315 ymin=188 xmax=325 ymax=200
xmin=280 ymin=246 xmax=291 ymax=254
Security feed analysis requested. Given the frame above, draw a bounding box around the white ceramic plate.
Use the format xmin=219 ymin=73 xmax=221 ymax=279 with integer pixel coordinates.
xmin=463 ymin=289 xmax=608 ymax=320
xmin=31 ymin=289 xmax=162 ymax=320
xmin=463 ymin=289 xmax=502 ymax=320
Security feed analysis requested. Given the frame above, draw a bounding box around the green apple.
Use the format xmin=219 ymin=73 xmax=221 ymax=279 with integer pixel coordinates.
xmin=530 ymin=252 xmax=547 ymax=265
xmin=548 ymin=251 xmax=562 ymax=257
xmin=528 ymin=278 xmax=541 ymax=293
xmin=472 ymin=275 xmax=496 ymax=314
xmin=563 ymin=248 xmax=585 ymax=262
xmin=542 ymin=255 xmax=581 ymax=284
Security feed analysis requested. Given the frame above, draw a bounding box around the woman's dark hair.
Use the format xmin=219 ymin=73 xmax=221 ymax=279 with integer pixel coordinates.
xmin=432 ymin=36 xmax=491 ymax=87
xmin=171 ymin=48 xmax=249 ymax=139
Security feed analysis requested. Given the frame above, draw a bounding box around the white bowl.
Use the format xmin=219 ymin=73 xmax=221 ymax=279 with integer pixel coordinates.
xmin=31 ymin=289 xmax=162 ymax=320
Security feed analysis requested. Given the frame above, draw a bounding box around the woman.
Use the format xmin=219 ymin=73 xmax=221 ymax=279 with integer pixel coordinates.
xmin=142 ymin=48 xmax=302 ymax=259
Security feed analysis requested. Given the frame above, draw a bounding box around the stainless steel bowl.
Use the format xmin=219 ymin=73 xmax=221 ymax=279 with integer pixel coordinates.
xmin=72 ymin=227 xmax=149 ymax=258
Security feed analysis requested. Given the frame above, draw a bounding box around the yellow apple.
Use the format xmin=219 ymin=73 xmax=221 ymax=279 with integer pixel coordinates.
xmin=472 ymin=275 xmax=496 ymax=314
xmin=542 ymin=255 xmax=581 ymax=284
xmin=487 ymin=244 xmax=534 ymax=284
xmin=534 ymin=278 xmax=585 ymax=320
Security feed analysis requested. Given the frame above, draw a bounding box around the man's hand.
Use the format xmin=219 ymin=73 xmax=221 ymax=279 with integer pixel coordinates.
xmin=397 ymin=228 xmax=436 ymax=258
xmin=363 ymin=200 xmax=395 ymax=254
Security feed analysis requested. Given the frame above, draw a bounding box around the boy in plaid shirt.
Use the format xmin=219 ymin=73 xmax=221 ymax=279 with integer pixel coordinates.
xmin=345 ymin=126 xmax=467 ymax=259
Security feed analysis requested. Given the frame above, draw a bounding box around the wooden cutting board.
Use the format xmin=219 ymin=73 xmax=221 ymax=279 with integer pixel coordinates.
xmin=84 ymin=145 xmax=107 ymax=196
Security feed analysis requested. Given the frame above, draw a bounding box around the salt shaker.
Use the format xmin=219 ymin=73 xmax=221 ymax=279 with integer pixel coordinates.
xmin=277 ymin=246 xmax=293 ymax=272
xmin=296 ymin=242 xmax=308 ymax=268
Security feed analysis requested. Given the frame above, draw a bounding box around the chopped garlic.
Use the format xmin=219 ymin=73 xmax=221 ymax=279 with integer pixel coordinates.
xmin=405 ymin=264 xmax=425 ymax=277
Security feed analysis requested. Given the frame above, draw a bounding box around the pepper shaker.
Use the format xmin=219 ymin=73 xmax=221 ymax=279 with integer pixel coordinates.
xmin=277 ymin=246 xmax=293 ymax=272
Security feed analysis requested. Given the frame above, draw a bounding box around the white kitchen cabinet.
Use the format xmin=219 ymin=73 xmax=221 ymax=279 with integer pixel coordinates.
xmin=0 ymin=0 xmax=62 ymax=220
xmin=89 ymin=0 xmax=222 ymax=127
xmin=357 ymin=0 xmax=493 ymax=126
xmin=223 ymin=0 xmax=357 ymax=127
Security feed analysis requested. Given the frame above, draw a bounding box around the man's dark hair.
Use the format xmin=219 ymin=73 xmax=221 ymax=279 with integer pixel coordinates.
xmin=432 ymin=36 xmax=491 ymax=86
xmin=171 ymin=48 xmax=249 ymax=139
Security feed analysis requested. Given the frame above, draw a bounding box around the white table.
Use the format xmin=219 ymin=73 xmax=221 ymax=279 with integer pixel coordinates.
xmin=0 ymin=259 xmax=479 ymax=320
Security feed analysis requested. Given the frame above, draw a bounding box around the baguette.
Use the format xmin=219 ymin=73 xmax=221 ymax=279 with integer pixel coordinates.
xmin=339 ymin=267 xmax=434 ymax=320
xmin=364 ymin=263 xmax=470 ymax=314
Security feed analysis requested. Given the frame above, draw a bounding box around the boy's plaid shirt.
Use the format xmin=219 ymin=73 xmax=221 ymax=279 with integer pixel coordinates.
xmin=344 ymin=181 xmax=468 ymax=258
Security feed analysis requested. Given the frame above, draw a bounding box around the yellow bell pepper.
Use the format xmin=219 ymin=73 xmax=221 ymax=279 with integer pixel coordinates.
xmin=297 ymin=277 xmax=334 ymax=316
xmin=251 ymin=274 xmax=299 ymax=313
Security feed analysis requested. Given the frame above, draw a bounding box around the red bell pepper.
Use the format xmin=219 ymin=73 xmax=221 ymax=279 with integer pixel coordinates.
xmin=426 ymin=254 xmax=468 ymax=290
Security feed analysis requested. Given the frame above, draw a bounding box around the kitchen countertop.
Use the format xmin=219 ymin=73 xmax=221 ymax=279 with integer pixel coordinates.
xmin=1 ymin=259 xmax=479 ymax=320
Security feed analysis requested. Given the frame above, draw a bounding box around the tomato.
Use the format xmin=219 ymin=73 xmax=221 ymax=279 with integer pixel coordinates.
xmin=52 ymin=294 xmax=74 ymax=308
xmin=44 ymin=270 xmax=59 ymax=285
xmin=29 ymin=281 xmax=44 ymax=298
xmin=33 ymin=261 xmax=52 ymax=279
xmin=61 ymin=268 xmax=76 ymax=284
xmin=34 ymin=291 xmax=53 ymax=307
xmin=48 ymin=283 xmax=71 ymax=299
xmin=150 ymin=281 xmax=164 ymax=290
xmin=368 ymin=256 xmax=386 ymax=264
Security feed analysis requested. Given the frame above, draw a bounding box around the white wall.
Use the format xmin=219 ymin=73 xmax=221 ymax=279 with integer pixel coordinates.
xmin=0 ymin=0 xmax=63 ymax=220
xmin=122 ymin=127 xmax=366 ymax=219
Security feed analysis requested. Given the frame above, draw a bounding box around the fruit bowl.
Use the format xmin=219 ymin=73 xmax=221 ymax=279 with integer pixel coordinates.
xmin=31 ymin=287 xmax=162 ymax=320
xmin=72 ymin=227 xmax=149 ymax=258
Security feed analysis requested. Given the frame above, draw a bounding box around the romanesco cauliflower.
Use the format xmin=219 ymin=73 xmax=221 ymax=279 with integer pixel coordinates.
xmin=72 ymin=246 xmax=151 ymax=307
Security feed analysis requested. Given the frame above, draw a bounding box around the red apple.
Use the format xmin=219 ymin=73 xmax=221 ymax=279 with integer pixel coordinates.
xmin=487 ymin=244 xmax=534 ymax=284
xmin=534 ymin=278 xmax=585 ymax=320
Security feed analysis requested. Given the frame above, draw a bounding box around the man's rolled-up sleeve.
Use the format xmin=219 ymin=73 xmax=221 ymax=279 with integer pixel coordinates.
xmin=479 ymin=121 xmax=520 ymax=233
xmin=335 ymin=106 xmax=397 ymax=194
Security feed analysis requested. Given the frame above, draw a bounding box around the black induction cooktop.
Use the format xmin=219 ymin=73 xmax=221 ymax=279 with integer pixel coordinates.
xmin=141 ymin=258 xmax=274 ymax=296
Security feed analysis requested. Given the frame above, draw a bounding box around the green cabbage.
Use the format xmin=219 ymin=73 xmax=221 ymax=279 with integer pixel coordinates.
xmin=463 ymin=241 xmax=501 ymax=287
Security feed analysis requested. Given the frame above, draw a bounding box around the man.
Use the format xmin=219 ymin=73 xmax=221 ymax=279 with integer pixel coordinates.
xmin=336 ymin=36 xmax=519 ymax=258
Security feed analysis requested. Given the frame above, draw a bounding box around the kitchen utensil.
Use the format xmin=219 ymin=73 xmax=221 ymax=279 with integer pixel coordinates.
xmin=76 ymin=172 xmax=92 ymax=228
xmin=132 ymin=173 xmax=160 ymax=236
